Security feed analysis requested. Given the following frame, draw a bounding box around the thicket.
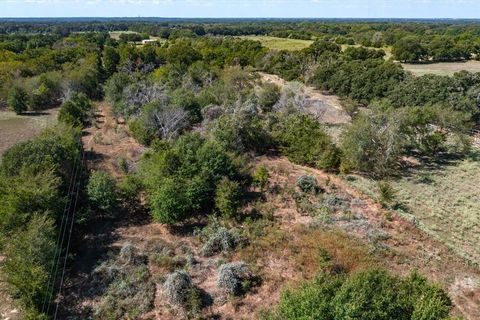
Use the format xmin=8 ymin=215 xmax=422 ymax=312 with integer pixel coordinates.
xmin=263 ymin=269 xmax=452 ymax=320
xmin=139 ymin=133 xmax=244 ymax=224
xmin=1 ymin=32 xmax=105 ymax=110
xmin=0 ymin=124 xmax=84 ymax=318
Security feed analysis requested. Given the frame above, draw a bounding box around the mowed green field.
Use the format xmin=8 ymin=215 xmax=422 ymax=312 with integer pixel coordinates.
xmin=0 ymin=109 xmax=58 ymax=155
xmin=238 ymin=35 xmax=313 ymax=51
xmin=343 ymin=152 xmax=480 ymax=265
xmin=401 ymin=60 xmax=480 ymax=76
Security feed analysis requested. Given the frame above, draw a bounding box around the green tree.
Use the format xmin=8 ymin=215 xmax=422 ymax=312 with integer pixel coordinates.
xmin=392 ymin=37 xmax=427 ymax=62
xmin=1 ymin=214 xmax=55 ymax=319
xmin=102 ymin=45 xmax=120 ymax=77
xmin=273 ymin=113 xmax=340 ymax=171
xmin=87 ymin=170 xmax=117 ymax=211
xmin=7 ymin=86 xmax=29 ymax=114
xmin=58 ymin=92 xmax=92 ymax=127
xmin=215 ymin=177 xmax=242 ymax=219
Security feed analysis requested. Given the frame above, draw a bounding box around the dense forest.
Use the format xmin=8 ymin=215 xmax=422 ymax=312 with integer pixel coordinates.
xmin=0 ymin=18 xmax=479 ymax=319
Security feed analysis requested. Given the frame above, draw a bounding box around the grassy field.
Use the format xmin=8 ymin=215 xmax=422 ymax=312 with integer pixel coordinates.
xmin=0 ymin=108 xmax=58 ymax=155
xmin=401 ymin=60 xmax=480 ymax=76
xmin=343 ymin=151 xmax=480 ymax=266
xmin=239 ymin=35 xmax=313 ymax=51
xmin=108 ymin=30 xmax=138 ymax=40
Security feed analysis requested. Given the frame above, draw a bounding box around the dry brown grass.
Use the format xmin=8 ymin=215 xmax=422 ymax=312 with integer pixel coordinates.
xmin=0 ymin=108 xmax=58 ymax=155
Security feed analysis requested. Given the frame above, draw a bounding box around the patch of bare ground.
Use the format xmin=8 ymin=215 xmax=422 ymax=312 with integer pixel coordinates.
xmin=61 ymin=102 xmax=478 ymax=320
xmin=258 ymin=72 xmax=351 ymax=125
xmin=83 ymin=101 xmax=146 ymax=179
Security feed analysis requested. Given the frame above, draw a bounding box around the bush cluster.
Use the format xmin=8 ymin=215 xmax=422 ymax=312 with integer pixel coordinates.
xmin=201 ymin=227 xmax=243 ymax=257
xmin=94 ymin=242 xmax=155 ymax=319
xmin=140 ymin=133 xmax=243 ymax=224
xmin=264 ymin=269 xmax=452 ymax=320
xmin=163 ymin=270 xmax=193 ymax=305
xmin=273 ymin=113 xmax=340 ymax=171
xmin=0 ymin=124 xmax=83 ymax=318
xmin=296 ymin=175 xmax=320 ymax=194
xmin=217 ymin=261 xmax=254 ymax=296
xmin=87 ymin=170 xmax=117 ymax=211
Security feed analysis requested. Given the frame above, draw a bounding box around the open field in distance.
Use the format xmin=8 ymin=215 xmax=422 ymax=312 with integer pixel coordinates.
xmin=343 ymin=151 xmax=480 ymax=266
xmin=402 ymin=60 xmax=480 ymax=76
xmin=0 ymin=108 xmax=58 ymax=155
xmin=238 ymin=35 xmax=313 ymax=50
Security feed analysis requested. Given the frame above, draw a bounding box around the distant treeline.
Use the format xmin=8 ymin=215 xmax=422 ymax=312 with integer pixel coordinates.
xmin=2 ymin=19 xmax=480 ymax=62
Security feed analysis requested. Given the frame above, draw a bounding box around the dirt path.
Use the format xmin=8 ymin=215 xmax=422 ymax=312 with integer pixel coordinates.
xmin=60 ymin=102 xmax=479 ymax=319
xmin=258 ymin=72 xmax=351 ymax=124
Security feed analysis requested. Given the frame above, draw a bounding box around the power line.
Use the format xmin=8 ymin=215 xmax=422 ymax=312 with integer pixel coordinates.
xmin=41 ymin=152 xmax=79 ymax=314
xmin=53 ymin=147 xmax=87 ymax=319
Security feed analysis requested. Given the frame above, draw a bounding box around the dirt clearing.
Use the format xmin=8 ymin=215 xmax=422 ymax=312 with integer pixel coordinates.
xmin=0 ymin=108 xmax=58 ymax=155
xmin=259 ymin=72 xmax=351 ymax=125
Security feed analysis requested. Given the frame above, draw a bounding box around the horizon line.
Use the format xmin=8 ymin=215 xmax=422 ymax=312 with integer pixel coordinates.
xmin=1 ymin=17 xmax=479 ymax=20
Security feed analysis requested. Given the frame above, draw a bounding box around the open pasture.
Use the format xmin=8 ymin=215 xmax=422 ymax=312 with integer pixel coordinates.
xmin=0 ymin=108 xmax=58 ymax=155
xmin=402 ymin=60 xmax=480 ymax=76
xmin=343 ymin=152 xmax=480 ymax=266
xmin=239 ymin=35 xmax=313 ymax=51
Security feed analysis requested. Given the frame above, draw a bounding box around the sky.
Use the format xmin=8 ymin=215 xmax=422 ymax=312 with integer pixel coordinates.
xmin=0 ymin=0 xmax=479 ymax=19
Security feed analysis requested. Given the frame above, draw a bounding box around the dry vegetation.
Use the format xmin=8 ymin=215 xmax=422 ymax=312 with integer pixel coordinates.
xmin=62 ymin=103 xmax=480 ymax=319
xmin=238 ymin=35 xmax=314 ymax=51
xmin=0 ymin=108 xmax=58 ymax=155
xmin=343 ymin=150 xmax=480 ymax=267
xmin=401 ymin=60 xmax=480 ymax=76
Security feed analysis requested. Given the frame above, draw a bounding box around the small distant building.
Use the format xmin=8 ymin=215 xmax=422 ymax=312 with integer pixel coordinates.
xmin=141 ymin=39 xmax=157 ymax=45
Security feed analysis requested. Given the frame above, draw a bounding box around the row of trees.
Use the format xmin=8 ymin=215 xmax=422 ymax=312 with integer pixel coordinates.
xmin=0 ymin=123 xmax=83 ymax=318
xmin=1 ymin=32 xmax=109 ymax=112
xmin=392 ymin=36 xmax=476 ymax=62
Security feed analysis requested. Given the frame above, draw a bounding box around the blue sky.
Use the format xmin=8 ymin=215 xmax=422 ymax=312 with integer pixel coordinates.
xmin=1 ymin=0 xmax=479 ymax=18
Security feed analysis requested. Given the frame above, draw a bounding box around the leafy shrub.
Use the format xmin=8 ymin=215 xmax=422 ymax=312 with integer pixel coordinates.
xmin=7 ymin=86 xmax=29 ymax=114
xmin=209 ymin=114 xmax=272 ymax=154
xmin=296 ymin=175 xmax=319 ymax=194
xmin=270 ymin=273 xmax=344 ymax=320
xmin=340 ymin=110 xmax=404 ymax=177
xmin=0 ymin=124 xmax=81 ymax=181
xmin=253 ymin=164 xmax=269 ymax=191
xmin=258 ymin=82 xmax=280 ymax=112
xmin=217 ymin=261 xmax=253 ymax=296
xmin=163 ymin=270 xmax=193 ymax=305
xmin=118 ymin=174 xmax=142 ymax=207
xmin=273 ymin=113 xmax=340 ymax=171
xmin=140 ymin=133 xmax=243 ymax=224
xmin=201 ymin=227 xmax=243 ymax=257
xmin=94 ymin=243 xmax=154 ymax=320
xmin=58 ymin=92 xmax=92 ymax=127
xmin=215 ymin=177 xmax=242 ymax=219
xmin=0 ymin=169 xmax=62 ymax=234
xmin=265 ymin=269 xmax=452 ymax=320
xmin=1 ymin=214 xmax=55 ymax=319
xmin=377 ymin=181 xmax=396 ymax=208
xmin=87 ymin=170 xmax=117 ymax=211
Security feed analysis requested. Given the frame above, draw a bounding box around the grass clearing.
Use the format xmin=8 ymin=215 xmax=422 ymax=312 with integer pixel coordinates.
xmin=401 ymin=60 xmax=480 ymax=76
xmin=0 ymin=108 xmax=58 ymax=155
xmin=238 ymin=35 xmax=313 ymax=51
xmin=342 ymin=151 xmax=480 ymax=266
xmin=108 ymin=30 xmax=139 ymax=40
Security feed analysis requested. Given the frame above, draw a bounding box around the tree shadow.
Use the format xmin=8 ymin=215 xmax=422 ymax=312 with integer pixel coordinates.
xmin=21 ymin=111 xmax=51 ymax=116
xmin=394 ymin=151 xmax=467 ymax=180
xmin=55 ymin=204 xmax=151 ymax=318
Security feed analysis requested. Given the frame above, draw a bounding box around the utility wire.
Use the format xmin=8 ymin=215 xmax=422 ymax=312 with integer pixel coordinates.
xmin=53 ymin=147 xmax=87 ymax=319
xmin=44 ymin=144 xmax=84 ymax=316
